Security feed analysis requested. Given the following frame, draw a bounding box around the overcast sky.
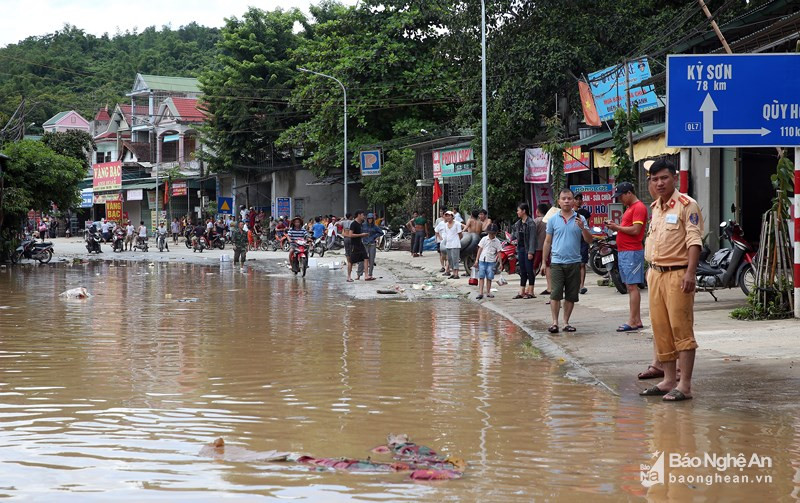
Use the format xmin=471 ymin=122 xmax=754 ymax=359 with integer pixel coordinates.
xmin=0 ymin=0 xmax=357 ymax=48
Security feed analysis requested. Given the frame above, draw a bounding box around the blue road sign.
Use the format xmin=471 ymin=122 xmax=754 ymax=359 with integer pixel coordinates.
xmin=360 ymin=150 xmax=381 ymax=176
xmin=667 ymin=54 xmax=800 ymax=147
xmin=588 ymin=58 xmax=660 ymax=121
xmin=217 ymin=197 xmax=233 ymax=215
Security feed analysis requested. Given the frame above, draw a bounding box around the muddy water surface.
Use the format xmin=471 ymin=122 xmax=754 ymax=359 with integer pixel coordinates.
xmin=0 ymin=262 xmax=797 ymax=501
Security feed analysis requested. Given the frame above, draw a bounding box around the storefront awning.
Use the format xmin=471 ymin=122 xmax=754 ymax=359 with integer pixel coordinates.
xmin=590 ymin=123 xmax=667 ymax=150
xmin=122 ymin=181 xmax=159 ymax=190
xmin=592 ymin=132 xmax=680 ymax=168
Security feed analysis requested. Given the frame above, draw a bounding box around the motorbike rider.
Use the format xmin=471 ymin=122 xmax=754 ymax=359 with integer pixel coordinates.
xmin=192 ymin=222 xmax=206 ymax=249
xmin=157 ymin=221 xmax=170 ymax=251
xmin=136 ymin=220 xmax=148 ymax=249
xmin=287 ymin=217 xmax=308 ymax=264
xmin=88 ymin=223 xmax=102 ymax=253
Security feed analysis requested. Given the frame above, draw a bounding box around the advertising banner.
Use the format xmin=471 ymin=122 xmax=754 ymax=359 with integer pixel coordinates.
xmin=563 ymin=145 xmax=590 ymax=174
xmin=93 ymin=192 xmax=122 ymax=204
xmin=105 ymin=200 xmax=122 ymax=223
xmin=80 ymin=189 xmax=93 ymax=208
xmin=587 ymin=58 xmax=659 ymax=121
xmin=127 ymin=189 xmax=143 ymax=201
xmin=524 ymin=148 xmax=550 ymax=183
xmin=433 ymin=146 xmax=474 ymax=178
xmin=276 ymin=197 xmax=291 ymax=218
xmin=570 ymin=184 xmax=613 ymax=227
xmin=530 ymin=183 xmax=553 ymax=208
xmin=92 ymin=161 xmax=122 ymax=191
xmin=172 ymin=181 xmax=188 ymax=196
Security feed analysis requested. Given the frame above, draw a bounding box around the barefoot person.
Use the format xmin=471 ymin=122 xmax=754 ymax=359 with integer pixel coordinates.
xmin=473 ymin=224 xmax=502 ymax=300
xmin=606 ymin=182 xmax=647 ymax=332
xmin=542 ymin=189 xmax=592 ymax=333
xmin=512 ymin=203 xmax=537 ymax=299
xmin=639 ymin=159 xmax=702 ymax=402
xmin=346 ymin=210 xmax=374 ymax=282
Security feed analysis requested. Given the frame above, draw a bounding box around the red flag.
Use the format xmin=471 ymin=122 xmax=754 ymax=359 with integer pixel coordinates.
xmin=432 ymin=178 xmax=442 ymax=203
xmin=578 ymin=81 xmax=601 ymax=127
xmin=163 ymin=180 xmax=169 ymax=205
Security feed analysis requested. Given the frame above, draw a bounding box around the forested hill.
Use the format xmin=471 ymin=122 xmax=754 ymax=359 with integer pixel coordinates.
xmin=0 ymin=23 xmax=219 ymax=129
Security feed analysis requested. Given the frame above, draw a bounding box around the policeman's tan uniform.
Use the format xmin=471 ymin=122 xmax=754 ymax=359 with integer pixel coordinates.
xmin=645 ymin=190 xmax=704 ymax=362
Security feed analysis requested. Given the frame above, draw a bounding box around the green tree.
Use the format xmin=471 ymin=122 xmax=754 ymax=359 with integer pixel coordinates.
xmin=41 ymin=130 xmax=96 ymax=171
xmin=280 ymin=0 xmax=459 ymax=196
xmin=610 ymin=106 xmax=641 ymax=183
xmin=198 ymin=8 xmax=304 ymax=173
xmin=0 ymin=140 xmax=85 ymax=232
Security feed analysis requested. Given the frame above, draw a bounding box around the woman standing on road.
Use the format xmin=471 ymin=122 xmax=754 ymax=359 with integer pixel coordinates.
xmin=512 ymin=203 xmax=538 ymax=299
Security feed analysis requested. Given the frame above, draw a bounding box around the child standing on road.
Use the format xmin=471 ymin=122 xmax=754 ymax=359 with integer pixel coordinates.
xmin=473 ymin=224 xmax=502 ymax=300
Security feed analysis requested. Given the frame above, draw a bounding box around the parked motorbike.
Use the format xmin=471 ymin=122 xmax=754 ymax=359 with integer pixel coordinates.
xmin=11 ymin=238 xmax=54 ymax=264
xmin=290 ymin=238 xmax=309 ymax=277
xmin=184 ymin=227 xmax=196 ymax=248
xmin=591 ymin=227 xmax=627 ymax=294
xmin=377 ymin=226 xmax=393 ymax=252
xmin=696 ymin=216 xmax=756 ymax=300
xmin=496 ymin=231 xmax=518 ymax=275
xmin=589 ymin=228 xmax=615 ymax=276
xmin=112 ymin=228 xmax=125 ymax=252
xmin=85 ymin=231 xmax=103 ymax=254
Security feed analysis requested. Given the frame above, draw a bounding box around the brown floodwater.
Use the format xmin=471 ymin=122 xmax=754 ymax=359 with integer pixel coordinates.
xmin=0 ymin=261 xmax=797 ymax=501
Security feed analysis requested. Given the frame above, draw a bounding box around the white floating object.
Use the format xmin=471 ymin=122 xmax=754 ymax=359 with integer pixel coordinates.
xmin=60 ymin=287 xmax=91 ymax=299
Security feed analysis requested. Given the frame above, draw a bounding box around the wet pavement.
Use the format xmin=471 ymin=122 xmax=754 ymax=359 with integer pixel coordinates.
xmin=0 ymin=260 xmax=798 ymax=501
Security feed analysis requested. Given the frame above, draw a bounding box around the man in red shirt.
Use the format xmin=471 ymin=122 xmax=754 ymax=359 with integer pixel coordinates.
xmin=607 ymin=182 xmax=647 ymax=332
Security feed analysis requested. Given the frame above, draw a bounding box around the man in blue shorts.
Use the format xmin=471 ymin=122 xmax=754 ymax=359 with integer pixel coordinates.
xmin=606 ymin=181 xmax=647 ymax=332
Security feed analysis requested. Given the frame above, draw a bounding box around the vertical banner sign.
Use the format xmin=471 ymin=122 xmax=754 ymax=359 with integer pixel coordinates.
xmin=530 ymin=184 xmax=554 ymax=208
xmin=92 ymin=161 xmax=122 ymax=191
xmin=172 ymin=181 xmax=188 ymax=196
xmin=588 ymin=58 xmax=659 ymax=121
xmin=570 ymin=184 xmax=613 ymax=227
xmin=524 ymin=148 xmax=550 ymax=183
xmin=105 ymin=200 xmax=122 ymax=222
xmin=360 ymin=150 xmax=382 ymax=176
xmin=563 ymin=145 xmax=590 ymax=174
xmin=276 ymin=197 xmax=291 ymax=218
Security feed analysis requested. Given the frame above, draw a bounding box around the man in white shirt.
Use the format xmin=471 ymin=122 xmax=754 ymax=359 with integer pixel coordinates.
xmin=124 ymin=221 xmax=134 ymax=251
xmin=433 ymin=209 xmax=448 ymax=274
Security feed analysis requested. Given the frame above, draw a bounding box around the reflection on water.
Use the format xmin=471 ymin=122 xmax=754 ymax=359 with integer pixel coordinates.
xmin=0 ymin=262 xmax=797 ymax=501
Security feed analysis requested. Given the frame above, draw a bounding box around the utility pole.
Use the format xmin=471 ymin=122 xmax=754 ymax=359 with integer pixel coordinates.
xmin=697 ymin=0 xmax=733 ymax=54
xmin=480 ymin=0 xmax=489 ymax=211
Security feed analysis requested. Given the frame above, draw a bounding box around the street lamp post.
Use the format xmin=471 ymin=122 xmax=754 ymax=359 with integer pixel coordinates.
xmin=480 ymin=0 xmax=488 ymax=211
xmin=298 ymin=67 xmax=348 ymax=216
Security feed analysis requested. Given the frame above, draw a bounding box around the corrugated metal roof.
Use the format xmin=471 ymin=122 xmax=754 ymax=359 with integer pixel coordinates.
xmin=139 ymin=75 xmax=200 ymax=93
xmin=571 ymin=130 xmax=612 ymax=147
xmin=591 ymin=123 xmax=665 ymax=150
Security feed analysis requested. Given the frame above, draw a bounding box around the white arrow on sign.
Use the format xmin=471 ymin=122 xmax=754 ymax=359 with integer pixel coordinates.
xmin=700 ymin=94 xmax=770 ymax=143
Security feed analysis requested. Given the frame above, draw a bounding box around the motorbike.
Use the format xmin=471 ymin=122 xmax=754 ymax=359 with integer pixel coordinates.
xmin=696 ymin=217 xmax=756 ymax=300
xmin=496 ymin=231 xmax=518 ymax=275
xmin=191 ymin=234 xmax=206 ymax=253
xmin=591 ymin=227 xmax=628 ymax=294
xmin=157 ymin=230 xmax=169 ymax=252
xmin=85 ymin=232 xmax=103 ymax=254
xmin=209 ymin=232 xmax=226 ymax=250
xmin=376 ymin=226 xmax=392 ymax=252
xmin=309 ymin=236 xmax=326 ymax=257
xmin=184 ymin=227 xmax=197 ymax=248
xmin=589 ymin=228 xmax=615 ymax=276
xmin=290 ymin=238 xmax=309 ymax=277
xmin=133 ymin=235 xmax=149 ymax=252
xmin=11 ymin=239 xmax=54 ymax=264
xmin=112 ymin=229 xmax=125 ymax=252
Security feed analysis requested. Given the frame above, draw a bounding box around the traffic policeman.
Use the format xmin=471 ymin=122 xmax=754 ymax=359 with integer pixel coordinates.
xmin=640 ymin=158 xmax=703 ymax=402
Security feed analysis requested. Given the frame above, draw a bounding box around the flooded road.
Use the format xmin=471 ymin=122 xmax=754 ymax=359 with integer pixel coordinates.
xmin=0 ymin=262 xmax=797 ymax=501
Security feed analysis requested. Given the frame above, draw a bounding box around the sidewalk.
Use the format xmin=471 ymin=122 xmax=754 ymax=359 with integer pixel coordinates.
xmin=377 ymin=249 xmax=799 ymax=411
